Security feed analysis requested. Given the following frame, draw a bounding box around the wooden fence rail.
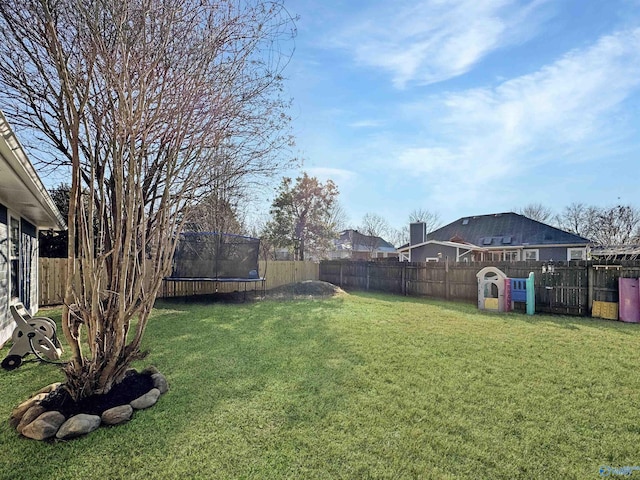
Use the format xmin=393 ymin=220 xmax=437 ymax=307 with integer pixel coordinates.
xmin=320 ymin=260 xmax=640 ymax=317
xmin=39 ymin=258 xmax=319 ymax=306
xmin=40 ymin=256 xmax=640 ymax=317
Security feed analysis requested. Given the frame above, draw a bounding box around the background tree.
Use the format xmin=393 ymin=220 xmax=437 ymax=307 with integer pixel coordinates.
xmin=358 ymin=213 xmax=392 ymax=253
xmin=265 ymin=172 xmax=339 ymax=260
xmin=516 ymin=203 xmax=553 ymax=223
xmin=390 ymin=208 xmax=443 ymax=247
xmin=184 ymin=161 xmax=247 ymax=235
xmin=0 ymin=0 xmax=295 ymax=399
xmin=408 ymin=208 xmax=442 ymax=233
xmin=554 ymin=203 xmax=640 ymax=244
xmin=386 ymin=227 xmax=408 ymax=249
xmin=328 ymin=202 xmax=349 ymax=234
xmin=554 ymin=202 xmax=598 ymax=239
xmin=185 ymin=192 xmax=245 ymax=235
xmin=39 ymin=183 xmax=70 ymax=258
xmin=590 ymin=205 xmax=640 ymax=245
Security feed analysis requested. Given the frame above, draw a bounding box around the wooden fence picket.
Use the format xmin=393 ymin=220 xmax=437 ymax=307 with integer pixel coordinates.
xmin=320 ymin=259 xmax=640 ymax=317
xmin=38 ymin=258 xmax=320 ymax=306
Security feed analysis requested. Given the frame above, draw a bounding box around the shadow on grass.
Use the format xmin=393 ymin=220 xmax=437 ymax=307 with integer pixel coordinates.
xmin=135 ymin=297 xmax=360 ymax=474
xmin=0 ymin=296 xmax=360 ymax=479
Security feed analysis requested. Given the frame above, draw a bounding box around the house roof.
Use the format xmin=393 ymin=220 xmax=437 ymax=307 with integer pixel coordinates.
xmin=397 ymin=239 xmax=475 ymax=253
xmin=336 ymin=229 xmax=396 ymax=252
xmin=0 ymin=111 xmax=65 ymax=229
xmin=425 ymin=212 xmax=589 ymax=248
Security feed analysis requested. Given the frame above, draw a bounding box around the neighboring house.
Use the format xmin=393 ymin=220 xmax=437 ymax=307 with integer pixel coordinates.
xmin=0 ymin=111 xmax=65 ymax=348
xmin=398 ymin=212 xmax=590 ymax=263
xmin=329 ymin=229 xmax=397 ymax=260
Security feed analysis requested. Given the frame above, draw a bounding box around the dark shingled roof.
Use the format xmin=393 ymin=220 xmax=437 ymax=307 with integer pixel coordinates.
xmin=337 ymin=229 xmax=395 ymax=251
xmin=426 ymin=212 xmax=590 ymax=247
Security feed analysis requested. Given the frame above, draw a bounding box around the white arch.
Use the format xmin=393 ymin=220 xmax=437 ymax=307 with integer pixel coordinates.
xmin=477 ymin=266 xmax=507 ymax=311
xmin=476 ymin=266 xmax=507 ymax=281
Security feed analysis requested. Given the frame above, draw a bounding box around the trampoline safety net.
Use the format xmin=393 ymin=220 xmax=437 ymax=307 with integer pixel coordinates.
xmin=170 ymin=232 xmax=261 ymax=279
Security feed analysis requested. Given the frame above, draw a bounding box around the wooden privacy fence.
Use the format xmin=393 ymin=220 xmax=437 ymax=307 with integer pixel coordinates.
xmin=39 ymin=258 xmax=319 ymax=306
xmin=319 ymin=260 xmax=640 ymax=316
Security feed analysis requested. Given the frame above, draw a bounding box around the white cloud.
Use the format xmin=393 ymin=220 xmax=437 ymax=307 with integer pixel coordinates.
xmin=348 ymin=119 xmax=384 ymax=128
xmin=304 ymin=167 xmax=357 ymax=185
xmin=333 ymin=0 xmax=550 ymax=88
xmin=394 ymin=27 xmax=640 ymax=209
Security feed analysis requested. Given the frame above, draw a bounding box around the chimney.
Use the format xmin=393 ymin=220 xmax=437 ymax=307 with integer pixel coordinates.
xmin=410 ymin=222 xmax=426 ymax=246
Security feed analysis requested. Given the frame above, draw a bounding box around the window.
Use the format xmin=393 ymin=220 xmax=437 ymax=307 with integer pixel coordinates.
xmin=486 ymin=251 xmax=502 ymax=262
xmin=568 ymin=248 xmax=586 ymax=261
xmin=9 ymin=216 xmax=20 ymax=300
xmin=524 ymin=249 xmax=539 ymax=261
xmin=503 ymin=250 xmax=519 ymax=262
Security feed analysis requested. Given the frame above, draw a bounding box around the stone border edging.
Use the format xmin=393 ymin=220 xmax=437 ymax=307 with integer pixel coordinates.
xmin=9 ymin=367 xmax=169 ymax=441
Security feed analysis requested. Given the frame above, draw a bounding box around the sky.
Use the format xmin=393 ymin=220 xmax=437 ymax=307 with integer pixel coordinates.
xmin=281 ymin=0 xmax=640 ymax=232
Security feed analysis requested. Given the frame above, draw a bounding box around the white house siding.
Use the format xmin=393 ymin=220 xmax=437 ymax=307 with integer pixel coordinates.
xmin=0 ymin=204 xmax=10 ymax=347
xmin=0 ymin=111 xmax=64 ymax=349
xmin=21 ymin=219 xmax=38 ymax=313
xmin=0 ymin=209 xmax=40 ymax=348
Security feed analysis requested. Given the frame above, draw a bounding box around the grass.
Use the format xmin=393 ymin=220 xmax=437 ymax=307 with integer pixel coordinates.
xmin=1 ymin=292 xmax=639 ymax=479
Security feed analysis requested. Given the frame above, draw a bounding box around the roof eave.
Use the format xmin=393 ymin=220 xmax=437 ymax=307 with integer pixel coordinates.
xmin=0 ymin=112 xmax=66 ymax=230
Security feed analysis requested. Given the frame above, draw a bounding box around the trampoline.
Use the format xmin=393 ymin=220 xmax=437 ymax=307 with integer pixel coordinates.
xmin=164 ymin=232 xmax=265 ymax=299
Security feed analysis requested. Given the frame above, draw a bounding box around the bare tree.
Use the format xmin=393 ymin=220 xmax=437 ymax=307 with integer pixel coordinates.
xmin=328 ymin=202 xmax=349 ymax=234
xmin=0 ymin=0 xmax=295 ymax=399
xmin=554 ymin=203 xmax=598 ymax=239
xmin=398 ymin=208 xmax=442 ymax=248
xmin=554 ymin=203 xmax=640 ymax=244
xmin=408 ymin=208 xmax=441 ymax=234
xmin=590 ymin=205 xmax=640 ymax=245
xmin=185 ymin=192 xmax=245 ymax=235
xmin=516 ymin=203 xmax=554 ymax=223
xmin=358 ymin=213 xmax=392 ymax=254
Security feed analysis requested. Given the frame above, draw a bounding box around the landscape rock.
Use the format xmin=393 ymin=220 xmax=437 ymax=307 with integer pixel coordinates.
xmin=101 ymin=405 xmax=133 ymax=425
xmin=141 ymin=365 xmax=160 ymax=375
xmin=130 ymin=388 xmax=161 ymax=410
xmin=21 ymin=411 xmax=65 ymax=440
xmin=12 ymin=369 xmax=168 ymax=441
xmin=16 ymin=405 xmax=46 ymax=434
xmin=56 ymin=414 xmax=101 ymax=440
xmin=151 ymin=373 xmax=169 ymax=394
xmin=10 ymin=393 xmax=47 ymax=428
xmin=36 ymin=382 xmax=62 ymax=396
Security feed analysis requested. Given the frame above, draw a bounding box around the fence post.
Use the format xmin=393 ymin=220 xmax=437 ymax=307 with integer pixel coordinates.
xmin=445 ymin=257 xmax=450 ymax=300
xmin=587 ymin=263 xmax=594 ymax=314
xmin=339 ymin=262 xmax=343 ymax=287
xmin=401 ymin=262 xmax=407 ymax=295
xmin=366 ymin=262 xmax=370 ymax=291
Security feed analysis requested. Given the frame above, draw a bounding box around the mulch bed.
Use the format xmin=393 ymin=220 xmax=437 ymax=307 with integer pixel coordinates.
xmin=40 ymin=371 xmax=155 ymax=417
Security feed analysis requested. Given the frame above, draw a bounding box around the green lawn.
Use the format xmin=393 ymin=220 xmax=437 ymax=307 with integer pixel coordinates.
xmin=1 ymin=292 xmax=639 ymax=479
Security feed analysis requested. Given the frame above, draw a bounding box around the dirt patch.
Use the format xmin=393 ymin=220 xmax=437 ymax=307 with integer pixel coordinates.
xmin=266 ymin=280 xmax=346 ymax=300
